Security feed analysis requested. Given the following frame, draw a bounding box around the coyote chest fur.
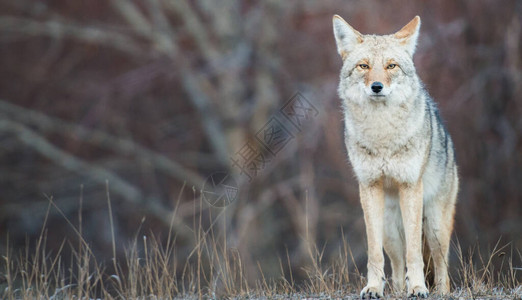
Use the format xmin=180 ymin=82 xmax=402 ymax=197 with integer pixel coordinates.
xmin=333 ymin=15 xmax=458 ymax=299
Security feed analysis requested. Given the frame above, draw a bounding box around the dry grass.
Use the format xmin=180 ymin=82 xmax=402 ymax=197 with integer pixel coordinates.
xmin=1 ymin=188 xmax=521 ymax=299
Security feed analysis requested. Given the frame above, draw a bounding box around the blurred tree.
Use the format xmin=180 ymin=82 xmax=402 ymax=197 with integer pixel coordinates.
xmin=0 ymin=0 xmax=520 ymax=283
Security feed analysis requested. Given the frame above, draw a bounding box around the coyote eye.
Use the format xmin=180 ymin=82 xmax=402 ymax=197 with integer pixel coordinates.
xmin=358 ymin=64 xmax=370 ymax=70
xmin=386 ymin=64 xmax=397 ymax=69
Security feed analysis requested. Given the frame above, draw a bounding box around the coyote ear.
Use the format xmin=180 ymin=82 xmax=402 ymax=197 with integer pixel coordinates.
xmin=394 ymin=16 xmax=421 ymax=56
xmin=333 ymin=15 xmax=363 ymax=59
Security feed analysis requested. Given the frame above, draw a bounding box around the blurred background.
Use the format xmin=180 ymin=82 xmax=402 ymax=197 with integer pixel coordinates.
xmin=0 ymin=0 xmax=521 ymax=285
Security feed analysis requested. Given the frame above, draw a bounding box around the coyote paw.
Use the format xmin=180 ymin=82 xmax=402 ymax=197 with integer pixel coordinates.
xmin=360 ymin=285 xmax=383 ymax=299
xmin=433 ymin=281 xmax=450 ymax=295
xmin=407 ymin=285 xmax=429 ymax=298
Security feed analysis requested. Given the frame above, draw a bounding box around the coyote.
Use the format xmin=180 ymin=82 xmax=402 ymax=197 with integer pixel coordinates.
xmin=332 ymin=15 xmax=458 ymax=298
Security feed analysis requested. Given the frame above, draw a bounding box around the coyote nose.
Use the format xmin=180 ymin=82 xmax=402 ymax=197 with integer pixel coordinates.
xmin=371 ymin=82 xmax=383 ymax=93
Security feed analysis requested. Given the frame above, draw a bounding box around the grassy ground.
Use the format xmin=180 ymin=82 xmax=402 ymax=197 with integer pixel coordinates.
xmin=1 ymin=191 xmax=521 ymax=299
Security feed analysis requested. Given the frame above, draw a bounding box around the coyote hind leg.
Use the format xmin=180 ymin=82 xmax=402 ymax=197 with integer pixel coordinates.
xmin=423 ymin=184 xmax=457 ymax=294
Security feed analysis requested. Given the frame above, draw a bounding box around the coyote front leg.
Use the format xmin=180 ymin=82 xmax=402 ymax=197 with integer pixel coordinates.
xmin=399 ymin=181 xmax=428 ymax=298
xmin=359 ymin=181 xmax=385 ymax=299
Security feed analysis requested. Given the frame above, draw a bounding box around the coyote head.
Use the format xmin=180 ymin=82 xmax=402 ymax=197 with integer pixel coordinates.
xmin=333 ymin=16 xmax=421 ymax=105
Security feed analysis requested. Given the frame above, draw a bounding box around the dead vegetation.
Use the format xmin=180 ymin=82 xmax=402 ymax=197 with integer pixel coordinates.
xmin=1 ymin=188 xmax=521 ymax=299
xmin=0 ymin=1 xmax=521 ymax=299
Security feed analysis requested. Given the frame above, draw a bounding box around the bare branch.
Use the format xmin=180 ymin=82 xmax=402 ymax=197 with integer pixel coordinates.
xmin=164 ymin=0 xmax=220 ymax=62
xmin=0 ymin=99 xmax=206 ymax=189
xmin=0 ymin=16 xmax=143 ymax=56
xmin=109 ymin=0 xmax=153 ymax=36
xmin=104 ymin=1 xmax=230 ymax=163
xmin=0 ymin=119 xmax=141 ymax=203
xmin=0 ymin=117 xmax=193 ymax=240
